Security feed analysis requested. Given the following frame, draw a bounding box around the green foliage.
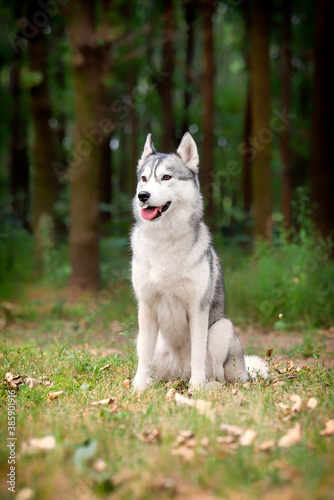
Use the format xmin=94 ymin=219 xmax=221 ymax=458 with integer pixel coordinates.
xmin=0 ymin=335 xmax=333 ymax=500
xmin=224 ymin=228 xmax=334 ymax=328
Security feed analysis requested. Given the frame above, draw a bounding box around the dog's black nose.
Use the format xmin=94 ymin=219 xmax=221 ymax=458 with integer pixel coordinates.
xmin=138 ymin=191 xmax=151 ymax=203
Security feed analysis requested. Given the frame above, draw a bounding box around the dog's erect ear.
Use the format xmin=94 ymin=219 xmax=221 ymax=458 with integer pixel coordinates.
xmin=176 ymin=132 xmax=199 ymax=173
xmin=141 ymin=133 xmax=156 ymax=162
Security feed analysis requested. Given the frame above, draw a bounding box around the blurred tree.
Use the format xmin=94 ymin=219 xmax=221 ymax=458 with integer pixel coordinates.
xmin=160 ymin=0 xmax=175 ymax=152
xmin=201 ymin=0 xmax=215 ymax=220
xmin=241 ymin=1 xmax=252 ymax=242
xmin=182 ymin=0 xmax=197 ymax=135
xmin=310 ymin=0 xmax=334 ymax=238
xmin=280 ymin=0 xmax=292 ymax=232
xmin=9 ymin=2 xmax=29 ymax=229
xmin=27 ymin=0 xmax=57 ymax=261
xmin=67 ymin=0 xmax=111 ymax=290
xmin=249 ymin=0 xmax=272 ymax=240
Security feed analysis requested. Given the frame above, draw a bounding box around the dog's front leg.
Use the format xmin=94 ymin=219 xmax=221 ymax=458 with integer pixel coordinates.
xmin=189 ymin=309 xmax=209 ymax=388
xmin=133 ymin=302 xmax=158 ymax=391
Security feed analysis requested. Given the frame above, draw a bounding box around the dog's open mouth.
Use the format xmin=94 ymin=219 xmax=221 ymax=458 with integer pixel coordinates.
xmin=141 ymin=201 xmax=171 ymax=221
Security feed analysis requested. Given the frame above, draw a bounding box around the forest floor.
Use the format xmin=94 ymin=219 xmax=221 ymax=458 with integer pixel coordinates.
xmin=0 ymin=285 xmax=334 ymax=500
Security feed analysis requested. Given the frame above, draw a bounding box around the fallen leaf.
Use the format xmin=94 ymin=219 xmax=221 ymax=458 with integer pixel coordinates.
xmin=176 ymin=430 xmax=196 ymax=448
xmin=201 ymin=437 xmax=209 ymax=447
xmin=306 ymin=397 xmax=318 ymax=410
xmin=320 ymin=420 xmax=334 ymax=436
xmin=175 ymin=393 xmax=195 ymax=407
xmin=171 ymin=446 xmax=195 ymax=461
xmin=93 ymin=458 xmax=107 ymax=471
xmin=16 ymin=488 xmax=34 ymax=500
xmin=123 ymin=379 xmax=130 ymax=390
xmin=90 ymin=397 xmax=118 ymax=413
xmin=24 ymin=377 xmax=41 ymax=388
xmin=22 ymin=435 xmax=56 ymax=454
xmin=47 ymin=391 xmax=63 ymax=400
xmin=266 ymin=348 xmax=273 ymax=358
xmin=166 ymin=388 xmax=176 ymax=401
xmin=217 ymin=435 xmax=235 ymax=444
xmin=289 ymin=394 xmax=302 ymax=413
xmin=239 ymin=429 xmax=257 ymax=446
xmin=220 ymin=423 xmax=243 ymax=437
xmin=278 ymin=423 xmax=302 ymax=447
xmin=5 ymin=372 xmax=23 ymax=390
xmin=174 ymin=393 xmax=215 ymax=420
xmin=140 ymin=427 xmax=161 ymax=444
xmin=100 ymin=363 xmax=111 ymax=371
xmin=258 ymin=439 xmax=276 ymax=451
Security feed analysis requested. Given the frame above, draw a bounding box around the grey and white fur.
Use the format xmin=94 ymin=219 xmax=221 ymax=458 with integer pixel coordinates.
xmin=131 ymin=132 xmax=268 ymax=390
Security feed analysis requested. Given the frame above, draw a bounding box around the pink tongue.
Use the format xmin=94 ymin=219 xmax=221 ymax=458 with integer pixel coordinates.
xmin=141 ymin=206 xmax=161 ymax=220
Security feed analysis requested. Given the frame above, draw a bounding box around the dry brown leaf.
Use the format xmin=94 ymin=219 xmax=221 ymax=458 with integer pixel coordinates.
xmin=258 ymin=439 xmax=276 ymax=451
xmin=176 ymin=430 xmax=195 ymax=446
xmin=16 ymin=487 xmax=34 ymax=500
xmin=201 ymin=437 xmax=209 ymax=447
xmin=5 ymin=372 xmax=23 ymax=390
xmin=278 ymin=423 xmax=302 ymax=447
xmin=24 ymin=377 xmax=41 ymax=389
xmin=306 ymin=397 xmax=318 ymax=410
xmin=93 ymin=459 xmax=107 ymax=471
xmin=320 ymin=420 xmax=334 ymax=436
xmin=123 ymin=379 xmax=130 ymax=391
xmin=171 ymin=446 xmax=195 ymax=461
xmin=91 ymin=397 xmax=117 ymax=407
xmin=99 ymin=363 xmax=111 ymax=371
xmin=240 ymin=429 xmax=257 ymax=446
xmin=217 ymin=435 xmax=236 ymax=444
xmin=174 ymin=393 xmax=215 ymax=420
xmin=220 ymin=423 xmax=243 ymax=436
xmin=266 ymin=348 xmax=273 ymax=358
xmin=22 ymin=435 xmax=56 ymax=454
xmin=166 ymin=388 xmax=176 ymax=401
xmin=289 ymin=394 xmax=302 ymax=413
xmin=140 ymin=427 xmax=161 ymax=444
xmin=47 ymin=391 xmax=63 ymax=400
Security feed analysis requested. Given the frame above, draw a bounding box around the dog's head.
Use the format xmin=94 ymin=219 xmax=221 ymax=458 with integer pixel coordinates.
xmin=133 ymin=132 xmax=201 ymax=223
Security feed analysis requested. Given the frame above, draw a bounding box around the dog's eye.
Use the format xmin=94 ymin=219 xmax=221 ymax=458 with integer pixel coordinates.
xmin=141 ymin=176 xmax=147 ymax=182
xmin=162 ymin=175 xmax=172 ymax=181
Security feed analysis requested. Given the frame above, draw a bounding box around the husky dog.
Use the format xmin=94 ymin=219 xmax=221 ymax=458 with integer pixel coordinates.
xmin=131 ymin=132 xmax=268 ymax=390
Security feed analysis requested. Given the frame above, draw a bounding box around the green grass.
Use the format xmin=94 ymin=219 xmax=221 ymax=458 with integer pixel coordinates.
xmin=0 ymin=229 xmax=333 ymax=498
xmin=1 ymin=320 xmax=333 ymax=500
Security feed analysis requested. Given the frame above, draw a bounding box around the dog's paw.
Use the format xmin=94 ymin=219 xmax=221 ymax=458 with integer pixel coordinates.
xmin=132 ymin=374 xmax=152 ymax=392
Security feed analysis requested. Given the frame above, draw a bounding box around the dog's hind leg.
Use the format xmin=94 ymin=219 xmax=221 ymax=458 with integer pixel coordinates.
xmin=207 ymin=318 xmax=248 ymax=383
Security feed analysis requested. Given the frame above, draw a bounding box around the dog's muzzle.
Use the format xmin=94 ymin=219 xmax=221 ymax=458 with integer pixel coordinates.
xmin=138 ymin=191 xmax=150 ymax=203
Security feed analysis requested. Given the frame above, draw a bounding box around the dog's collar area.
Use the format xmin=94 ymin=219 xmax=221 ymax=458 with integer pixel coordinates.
xmin=141 ymin=201 xmax=171 ymax=221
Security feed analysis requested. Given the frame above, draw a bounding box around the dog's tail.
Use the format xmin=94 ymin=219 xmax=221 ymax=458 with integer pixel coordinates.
xmin=244 ymin=355 xmax=269 ymax=379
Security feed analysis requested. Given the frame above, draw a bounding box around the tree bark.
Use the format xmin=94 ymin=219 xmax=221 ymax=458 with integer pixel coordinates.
xmin=182 ymin=0 xmax=196 ymax=135
xmin=310 ymin=0 xmax=334 ymax=238
xmin=280 ymin=0 xmax=292 ymax=232
xmin=9 ymin=39 xmax=30 ymax=229
xmin=27 ymin=0 xmax=57 ymax=259
xmin=249 ymin=0 xmax=272 ymax=240
xmin=67 ymin=0 xmax=107 ymax=290
xmin=202 ymin=0 xmax=215 ymax=221
xmin=160 ymin=0 xmax=175 ymax=152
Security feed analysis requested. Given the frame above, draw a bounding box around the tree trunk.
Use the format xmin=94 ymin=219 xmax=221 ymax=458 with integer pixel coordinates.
xmin=310 ymin=0 xmax=334 ymax=238
xmin=28 ymin=0 xmax=57 ymax=260
xmin=182 ymin=0 xmax=196 ymax=135
xmin=280 ymin=0 xmax=292 ymax=232
xmin=67 ymin=0 xmax=106 ymax=290
xmin=241 ymin=1 xmax=252 ymax=244
xmin=9 ymin=40 xmax=30 ymax=229
xmin=202 ymin=0 xmax=215 ymax=221
xmin=249 ymin=0 xmax=272 ymax=240
xmin=161 ymin=0 xmax=175 ymax=152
